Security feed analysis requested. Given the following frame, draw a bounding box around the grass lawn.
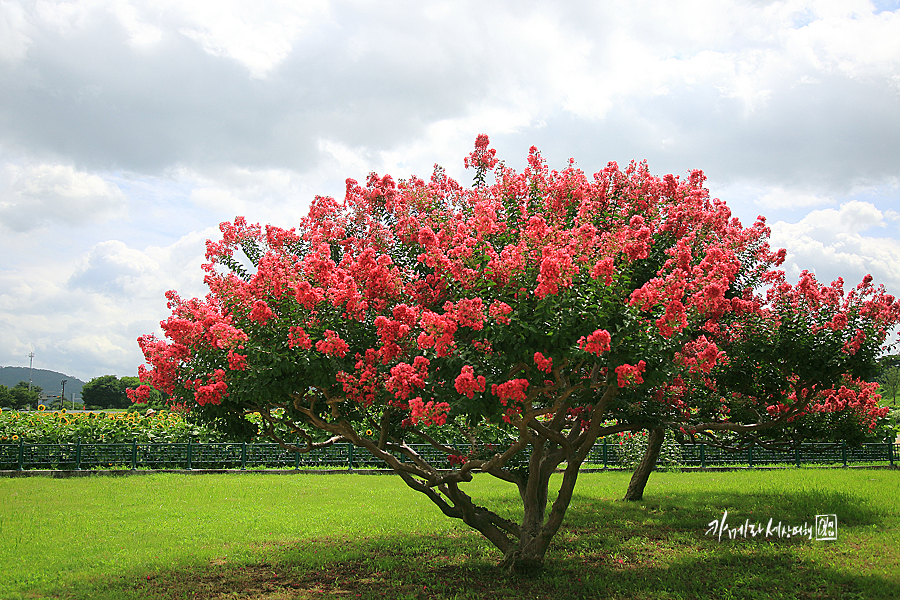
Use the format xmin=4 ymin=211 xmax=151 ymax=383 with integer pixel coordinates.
xmin=0 ymin=468 xmax=897 ymax=599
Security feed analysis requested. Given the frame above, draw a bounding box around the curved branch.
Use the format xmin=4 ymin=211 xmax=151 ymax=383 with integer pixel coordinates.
xmin=570 ymin=384 xmax=619 ymax=455
xmin=402 ymin=425 xmax=459 ymax=455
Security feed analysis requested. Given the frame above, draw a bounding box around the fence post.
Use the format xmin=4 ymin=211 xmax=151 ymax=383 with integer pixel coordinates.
xmin=842 ymin=441 xmax=847 ymax=467
xmin=75 ymin=438 xmax=82 ymax=470
xmin=294 ymin=440 xmax=301 ymax=470
xmin=795 ymin=445 xmax=801 ymax=468
xmin=602 ymin=438 xmax=608 ymax=469
xmin=748 ymin=443 xmax=754 ymax=469
xmin=700 ymin=444 xmax=706 ymax=469
xmin=348 ymin=443 xmax=354 ymax=470
xmin=17 ymin=439 xmax=24 ymax=471
xmin=240 ymin=442 xmax=247 ymax=471
xmin=888 ymin=438 xmax=894 ymax=466
xmin=186 ymin=439 xmax=193 ymax=470
xmin=131 ymin=440 xmax=138 ymax=470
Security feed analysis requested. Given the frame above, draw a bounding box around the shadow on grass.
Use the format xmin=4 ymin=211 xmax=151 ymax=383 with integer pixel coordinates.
xmin=31 ymin=487 xmax=899 ymax=600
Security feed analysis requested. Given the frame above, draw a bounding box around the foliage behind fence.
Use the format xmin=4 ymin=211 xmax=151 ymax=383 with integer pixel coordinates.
xmin=0 ymin=439 xmax=896 ymax=472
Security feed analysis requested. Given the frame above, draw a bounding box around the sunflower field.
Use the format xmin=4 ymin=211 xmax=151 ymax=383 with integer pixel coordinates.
xmin=0 ymin=407 xmax=230 ymax=444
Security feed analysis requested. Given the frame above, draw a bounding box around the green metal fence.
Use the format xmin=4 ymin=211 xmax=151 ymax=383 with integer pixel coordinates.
xmin=0 ymin=439 xmax=896 ymax=471
xmin=674 ymin=441 xmax=897 ymax=468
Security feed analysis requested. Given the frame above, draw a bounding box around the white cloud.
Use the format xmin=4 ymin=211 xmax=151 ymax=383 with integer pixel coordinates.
xmin=0 ymin=228 xmax=214 ymax=380
xmin=782 ymin=200 xmax=888 ymax=234
xmin=108 ymin=0 xmax=163 ymax=46
xmin=757 ymin=187 xmax=834 ymax=210
xmin=770 ymin=201 xmax=900 ymax=293
xmin=0 ymin=163 xmax=127 ymax=231
xmin=175 ymin=0 xmax=330 ymax=78
xmin=184 ymin=165 xmax=320 ymax=226
xmin=797 ymin=2 xmax=900 ymax=81
xmin=68 ymin=240 xmax=160 ymax=296
xmin=0 ymin=0 xmax=31 ymax=65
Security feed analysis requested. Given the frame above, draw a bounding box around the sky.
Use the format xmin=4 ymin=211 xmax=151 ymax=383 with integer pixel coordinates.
xmin=1 ymin=0 xmax=899 ymax=384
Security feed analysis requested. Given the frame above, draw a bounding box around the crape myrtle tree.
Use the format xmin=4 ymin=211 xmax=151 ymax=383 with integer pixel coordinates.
xmin=621 ymin=269 xmax=898 ymax=501
xmin=131 ymin=136 xmax=895 ymax=572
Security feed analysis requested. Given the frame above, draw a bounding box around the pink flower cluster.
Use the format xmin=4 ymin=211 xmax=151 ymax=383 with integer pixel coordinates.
xmin=534 ymin=352 xmax=553 ymax=373
xmin=454 ymin=365 xmax=486 ymax=399
xmin=488 ymin=301 xmax=513 ymax=324
xmin=293 ymin=281 xmax=324 ymax=309
xmin=136 ymin=334 xmax=189 ymax=396
xmin=615 ymin=361 xmax=646 ymax=388
xmin=535 ymin=246 xmax=577 ymax=299
xmin=408 ymin=397 xmax=451 ymax=426
xmin=227 ymin=350 xmax=247 ymax=371
xmin=808 ymin=378 xmax=888 ymax=430
xmin=386 ymin=356 xmax=430 ymax=400
xmin=677 ymin=336 xmax=724 ymax=374
xmin=492 ymin=379 xmax=529 ymax=405
xmin=127 ymin=384 xmax=152 ymax=404
xmin=417 ymin=310 xmax=458 ymax=357
xmin=315 ymin=330 xmax=350 ymax=358
xmin=622 ymin=215 xmax=652 ymax=260
xmin=208 ymin=322 xmax=249 ymax=350
xmin=447 ymin=454 xmax=468 ymax=466
xmin=578 ymin=329 xmax=611 ymax=356
xmin=464 ymin=133 xmax=499 ymax=172
xmin=190 ymin=369 xmax=228 ymax=406
xmin=335 ymin=349 xmax=383 ymax=407
xmin=444 ymin=298 xmax=485 ymax=330
xmin=590 ymin=257 xmax=615 ymax=285
xmin=287 ymin=326 xmax=312 ymax=349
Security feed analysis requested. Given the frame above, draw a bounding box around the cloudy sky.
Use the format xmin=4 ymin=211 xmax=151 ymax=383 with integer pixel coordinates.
xmin=1 ymin=0 xmax=899 ymax=384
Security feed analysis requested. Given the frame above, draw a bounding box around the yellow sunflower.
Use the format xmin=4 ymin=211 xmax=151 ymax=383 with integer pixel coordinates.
xmin=38 ymin=404 xmax=46 ymax=411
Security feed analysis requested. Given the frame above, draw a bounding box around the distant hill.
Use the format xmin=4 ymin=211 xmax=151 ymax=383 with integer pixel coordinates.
xmin=0 ymin=366 xmax=85 ymax=399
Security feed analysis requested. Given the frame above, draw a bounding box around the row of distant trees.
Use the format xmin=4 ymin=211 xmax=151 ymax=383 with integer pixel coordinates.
xmin=1 ymin=375 xmax=169 ymax=410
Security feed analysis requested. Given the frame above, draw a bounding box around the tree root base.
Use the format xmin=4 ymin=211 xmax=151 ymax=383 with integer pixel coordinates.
xmin=498 ymin=550 xmax=545 ymax=576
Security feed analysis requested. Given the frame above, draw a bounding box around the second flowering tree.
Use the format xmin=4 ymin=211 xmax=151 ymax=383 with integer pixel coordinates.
xmin=132 ymin=136 xmax=896 ymax=573
xmin=618 ymin=268 xmax=897 ymax=501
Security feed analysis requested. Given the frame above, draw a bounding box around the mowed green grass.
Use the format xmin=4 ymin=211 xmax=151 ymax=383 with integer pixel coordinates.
xmin=0 ymin=468 xmax=898 ymax=600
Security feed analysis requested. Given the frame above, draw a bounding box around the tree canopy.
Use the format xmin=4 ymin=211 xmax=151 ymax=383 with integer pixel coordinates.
xmin=82 ymin=375 xmax=165 ymax=409
xmin=133 ymin=136 xmax=899 ymax=573
xmin=0 ymin=382 xmax=42 ymax=409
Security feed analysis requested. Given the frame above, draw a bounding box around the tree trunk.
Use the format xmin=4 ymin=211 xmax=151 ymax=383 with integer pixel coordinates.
xmin=624 ymin=427 xmax=665 ymax=501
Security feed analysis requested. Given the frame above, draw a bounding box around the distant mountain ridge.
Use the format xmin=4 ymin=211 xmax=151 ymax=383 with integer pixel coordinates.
xmin=0 ymin=366 xmax=85 ymax=398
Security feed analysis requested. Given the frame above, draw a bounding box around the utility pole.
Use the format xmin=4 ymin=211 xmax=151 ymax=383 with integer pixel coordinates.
xmin=28 ymin=351 xmax=35 ymax=391
xmin=60 ymin=380 xmax=67 ymax=410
